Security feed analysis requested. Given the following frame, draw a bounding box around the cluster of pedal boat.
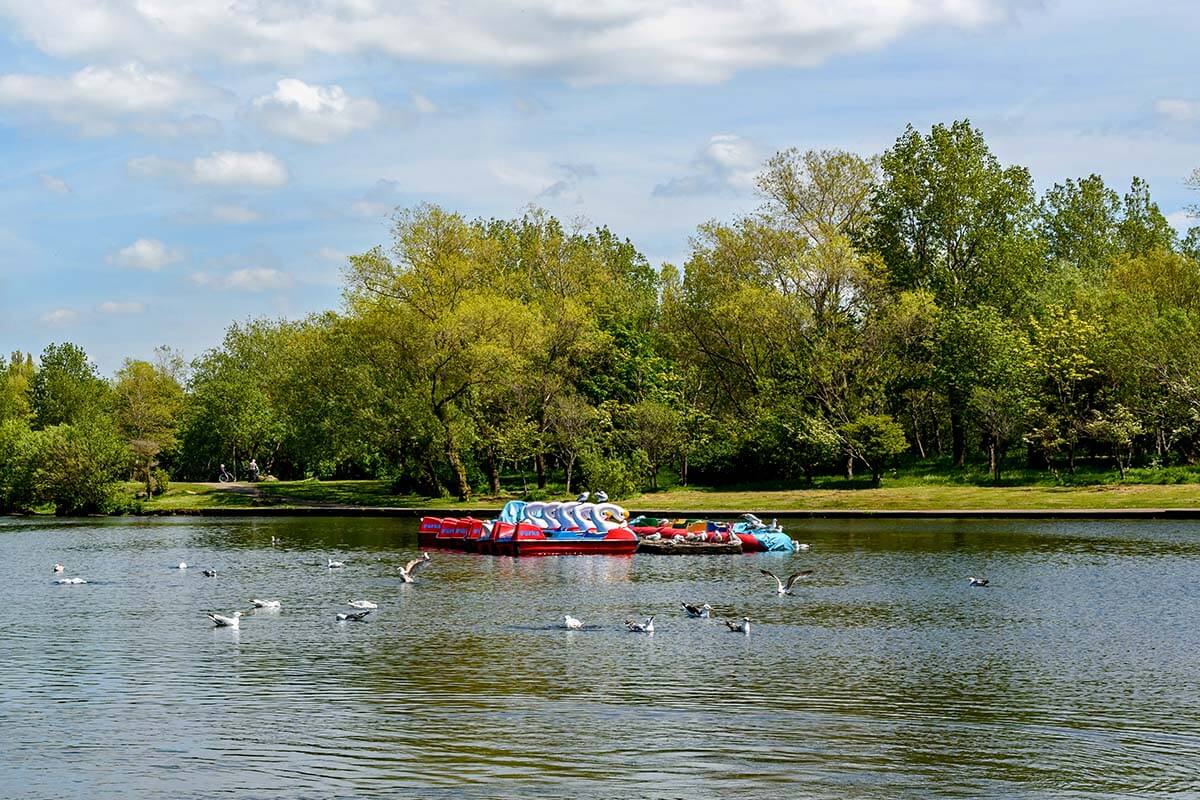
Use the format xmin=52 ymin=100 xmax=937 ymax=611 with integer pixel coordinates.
xmin=419 ymin=494 xmax=798 ymax=556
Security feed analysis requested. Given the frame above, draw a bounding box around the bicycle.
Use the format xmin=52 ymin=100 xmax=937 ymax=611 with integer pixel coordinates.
xmin=218 ymin=464 xmax=235 ymax=483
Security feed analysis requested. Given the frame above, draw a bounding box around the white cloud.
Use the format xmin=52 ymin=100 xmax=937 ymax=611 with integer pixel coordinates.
xmin=98 ymin=300 xmax=145 ymax=314
xmin=1167 ymin=210 xmax=1196 ymax=234
xmin=1156 ymin=98 xmax=1200 ymax=124
xmin=350 ymin=178 xmax=400 ymax=218
xmin=129 ymin=150 xmax=289 ymax=188
xmin=0 ymin=1 xmax=1018 ymax=85
xmin=210 ymin=204 xmax=262 ymax=224
xmin=653 ymin=134 xmax=759 ymax=197
xmin=249 ymin=78 xmax=380 ymax=144
xmin=192 ymin=267 xmax=293 ymax=291
xmin=193 ymin=151 xmax=288 ymax=187
xmin=39 ymin=173 xmax=70 ymax=194
xmin=412 ymin=92 xmax=438 ymax=115
xmin=316 ymin=247 xmax=348 ymax=263
xmin=39 ymin=308 xmax=76 ymax=325
xmin=109 ymin=238 xmax=181 ymax=271
xmin=0 ymin=62 xmax=214 ymax=135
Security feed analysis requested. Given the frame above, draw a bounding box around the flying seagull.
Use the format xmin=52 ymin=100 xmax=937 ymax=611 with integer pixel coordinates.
xmin=761 ymin=569 xmax=813 ymax=595
xmin=336 ymin=610 xmax=371 ymax=622
xmin=207 ymin=611 xmax=242 ymax=629
xmin=347 ymin=600 xmax=378 ymax=610
xmin=398 ymin=552 xmax=431 ymax=583
xmin=327 ymin=558 xmax=346 ymax=569
xmin=564 ymin=615 xmax=584 ymax=630
xmin=725 ymin=616 xmax=751 ymax=634
xmin=625 ymin=616 xmax=655 ymax=633
xmin=968 ymin=576 xmax=990 ymax=587
xmin=250 ymin=599 xmax=281 ymax=609
xmin=682 ymin=602 xmax=712 ymax=618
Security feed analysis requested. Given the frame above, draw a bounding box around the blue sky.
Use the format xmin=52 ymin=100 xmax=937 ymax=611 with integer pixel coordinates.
xmin=0 ymin=0 xmax=1197 ymax=373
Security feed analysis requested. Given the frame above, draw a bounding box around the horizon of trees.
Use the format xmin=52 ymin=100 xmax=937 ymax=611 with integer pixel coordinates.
xmin=3 ymin=118 xmax=1200 ymax=513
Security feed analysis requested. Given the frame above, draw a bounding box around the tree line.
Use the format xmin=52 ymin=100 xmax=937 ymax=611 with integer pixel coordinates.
xmin=3 ymin=118 xmax=1200 ymax=512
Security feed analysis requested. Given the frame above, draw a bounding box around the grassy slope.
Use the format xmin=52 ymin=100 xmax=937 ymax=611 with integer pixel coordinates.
xmin=130 ymin=475 xmax=1200 ymax=513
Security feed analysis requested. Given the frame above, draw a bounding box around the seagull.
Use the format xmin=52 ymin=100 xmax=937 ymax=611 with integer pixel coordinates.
xmin=725 ymin=616 xmax=751 ymax=634
xmin=336 ymin=610 xmax=371 ymax=622
xmin=794 ymin=542 xmax=811 ymax=551
xmin=564 ymin=615 xmax=584 ymax=629
xmin=177 ymin=562 xmax=188 ymax=570
xmin=52 ymin=563 xmax=64 ymax=573
xmin=398 ymin=552 xmax=431 ymax=583
xmin=741 ymin=513 xmax=764 ymax=527
xmin=202 ymin=569 xmax=216 ymax=578
xmin=761 ymin=569 xmax=813 ymax=595
xmin=347 ymin=600 xmax=378 ymax=610
xmin=644 ymin=532 xmax=661 ymax=541
xmin=207 ymin=611 xmax=242 ymax=628
xmin=968 ymin=576 xmax=990 ymax=587
xmin=250 ymin=599 xmax=281 ymax=609
xmin=327 ymin=558 xmax=346 ymax=569
xmin=270 ymin=536 xmax=278 ymax=546
xmin=625 ymin=616 xmax=654 ymax=633
xmin=593 ymin=490 xmax=609 ymax=503
xmin=575 ymin=491 xmax=590 ymax=502
xmin=54 ymin=577 xmax=87 ymax=585
xmin=682 ymin=602 xmax=712 ymax=618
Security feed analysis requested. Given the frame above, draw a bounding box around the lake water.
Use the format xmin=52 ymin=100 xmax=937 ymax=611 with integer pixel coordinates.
xmin=2 ymin=515 xmax=1198 ymax=799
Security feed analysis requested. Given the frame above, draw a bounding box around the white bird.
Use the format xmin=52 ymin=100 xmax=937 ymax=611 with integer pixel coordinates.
xmin=397 ymin=552 xmax=431 ymax=583
xmin=564 ymin=615 xmax=584 ymax=630
xmin=725 ymin=616 xmax=751 ymax=634
xmin=575 ymin=491 xmax=590 ymax=502
xmin=969 ymin=576 xmax=990 ymax=587
xmin=327 ymin=558 xmax=346 ymax=569
xmin=625 ymin=616 xmax=654 ymax=633
xmin=682 ymin=602 xmax=712 ymax=618
xmin=177 ymin=561 xmax=188 ymax=570
xmin=645 ymin=532 xmax=662 ymax=541
xmin=336 ymin=610 xmax=371 ymax=622
xmin=250 ymin=599 xmax=281 ymax=609
xmin=207 ymin=611 xmax=242 ymax=628
xmin=52 ymin=563 xmax=64 ymax=573
xmin=741 ymin=513 xmax=764 ymax=527
xmin=54 ymin=577 xmax=87 ymax=585
xmin=761 ymin=569 xmax=813 ymax=595
xmin=593 ymin=490 xmax=609 ymax=503
xmin=202 ymin=569 xmax=216 ymax=578
xmin=347 ymin=600 xmax=378 ymax=610
xmin=794 ymin=542 xmax=811 ymax=551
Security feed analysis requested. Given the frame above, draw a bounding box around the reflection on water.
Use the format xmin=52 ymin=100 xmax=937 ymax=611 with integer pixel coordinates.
xmin=2 ymin=516 xmax=1199 ymax=799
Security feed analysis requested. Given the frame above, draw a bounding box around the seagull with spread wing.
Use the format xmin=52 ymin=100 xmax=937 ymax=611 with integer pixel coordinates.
xmin=760 ymin=569 xmax=812 ymax=595
xmin=398 ymin=552 xmax=431 ymax=583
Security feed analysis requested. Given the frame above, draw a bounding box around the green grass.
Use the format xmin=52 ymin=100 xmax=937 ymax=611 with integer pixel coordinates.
xmin=122 ymin=469 xmax=1200 ymax=514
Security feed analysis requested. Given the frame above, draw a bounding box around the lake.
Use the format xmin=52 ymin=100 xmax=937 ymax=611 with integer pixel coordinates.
xmin=2 ymin=515 xmax=1198 ymax=799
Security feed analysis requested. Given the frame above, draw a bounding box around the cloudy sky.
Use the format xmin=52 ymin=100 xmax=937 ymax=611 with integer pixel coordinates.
xmin=0 ymin=0 xmax=1197 ymax=372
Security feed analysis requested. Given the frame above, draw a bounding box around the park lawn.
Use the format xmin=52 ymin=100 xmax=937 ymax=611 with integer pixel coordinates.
xmin=127 ymin=477 xmax=1200 ymax=513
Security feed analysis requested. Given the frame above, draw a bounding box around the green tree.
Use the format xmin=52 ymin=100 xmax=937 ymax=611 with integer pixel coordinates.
xmin=31 ymin=421 xmax=127 ymax=515
xmin=32 ymin=342 xmax=109 ymax=428
xmin=113 ymin=358 xmax=185 ymax=496
xmin=840 ymin=414 xmax=908 ymax=486
xmin=1039 ymin=174 xmax=1121 ymax=277
xmin=1118 ymin=177 xmax=1176 ymax=256
xmin=0 ymin=352 xmax=34 ymax=424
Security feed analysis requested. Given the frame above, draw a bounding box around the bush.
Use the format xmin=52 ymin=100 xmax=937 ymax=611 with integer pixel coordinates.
xmin=151 ymin=467 xmax=170 ymax=496
xmin=32 ymin=421 xmax=127 ymax=515
xmin=577 ymin=449 xmax=640 ymax=500
xmin=0 ymin=419 xmax=39 ymax=512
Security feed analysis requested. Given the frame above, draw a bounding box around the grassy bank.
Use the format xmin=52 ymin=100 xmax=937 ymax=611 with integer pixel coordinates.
xmin=125 ymin=472 xmax=1200 ymax=514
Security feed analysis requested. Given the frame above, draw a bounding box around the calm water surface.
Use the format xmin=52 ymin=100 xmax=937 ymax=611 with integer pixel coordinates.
xmin=2 ymin=516 xmax=1199 ymax=799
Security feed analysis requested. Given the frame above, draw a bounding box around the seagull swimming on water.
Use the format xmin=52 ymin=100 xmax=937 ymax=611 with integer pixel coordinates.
xmin=682 ymin=603 xmax=712 ymax=618
xmin=725 ymin=616 xmax=751 ymax=634
xmin=54 ymin=577 xmax=87 ymax=585
xmin=625 ymin=616 xmax=654 ymax=633
xmin=336 ymin=609 xmax=371 ymax=622
xmin=250 ymin=599 xmax=281 ymax=609
xmin=397 ymin=552 xmax=431 ymax=583
xmin=347 ymin=600 xmax=378 ymax=610
xmin=564 ymin=615 xmax=584 ymax=630
xmin=969 ymin=576 xmax=990 ymax=587
xmin=327 ymin=558 xmax=346 ymax=569
xmin=761 ymin=569 xmax=813 ymax=595
xmin=202 ymin=569 xmax=216 ymax=578
xmin=52 ymin=563 xmax=64 ymax=573
xmin=177 ymin=562 xmax=188 ymax=570
xmin=207 ymin=611 xmax=242 ymax=628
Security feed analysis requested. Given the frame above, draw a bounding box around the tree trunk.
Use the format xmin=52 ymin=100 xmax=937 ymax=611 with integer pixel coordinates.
xmin=535 ymin=452 xmax=546 ymax=490
xmin=680 ymin=450 xmax=688 ymax=487
xmin=910 ymin=401 xmax=926 ymax=458
xmin=433 ymin=405 xmax=470 ymax=500
xmin=486 ymin=449 xmax=500 ymax=495
xmin=845 ymin=453 xmax=855 ymax=480
xmin=564 ymin=454 xmax=576 ymax=494
xmin=950 ymin=397 xmax=965 ymax=467
xmin=989 ymin=440 xmax=1000 ymax=483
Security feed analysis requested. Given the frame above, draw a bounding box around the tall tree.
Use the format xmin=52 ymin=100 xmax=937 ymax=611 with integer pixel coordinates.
xmin=113 ymin=358 xmax=185 ymax=496
xmin=1039 ymin=174 xmax=1121 ymax=277
xmin=32 ymin=342 xmax=109 ymax=428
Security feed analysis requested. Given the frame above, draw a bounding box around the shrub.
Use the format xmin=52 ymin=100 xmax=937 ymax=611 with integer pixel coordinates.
xmin=577 ymin=449 xmax=640 ymax=500
xmin=32 ymin=421 xmax=127 ymax=515
xmin=151 ymin=467 xmax=170 ymax=496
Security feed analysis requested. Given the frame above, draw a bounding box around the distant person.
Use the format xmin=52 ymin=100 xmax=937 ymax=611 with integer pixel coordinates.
xmin=248 ymin=459 xmax=260 ymax=482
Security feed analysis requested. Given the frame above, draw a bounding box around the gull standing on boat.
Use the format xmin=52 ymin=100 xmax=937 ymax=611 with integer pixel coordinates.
xmin=725 ymin=616 xmax=751 ymax=634
xmin=398 ymin=552 xmax=431 ymax=583
xmin=250 ymin=599 xmax=281 ymax=609
xmin=575 ymin=491 xmax=590 ymax=502
xmin=761 ymin=569 xmax=812 ymax=595
xmin=347 ymin=600 xmax=378 ymax=610
xmin=969 ymin=576 xmax=990 ymax=587
xmin=328 ymin=558 xmax=346 ymax=569
xmin=564 ymin=615 xmax=584 ymax=630
xmin=593 ymin=490 xmax=609 ymax=503
xmin=207 ymin=611 xmax=242 ymax=628
xmin=336 ymin=609 xmax=371 ymax=622
xmin=682 ymin=603 xmax=712 ymax=618
xmin=625 ymin=616 xmax=654 ymax=633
